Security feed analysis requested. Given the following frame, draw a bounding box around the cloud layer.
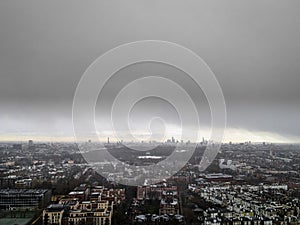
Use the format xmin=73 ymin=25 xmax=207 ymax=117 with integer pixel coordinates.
xmin=0 ymin=0 xmax=299 ymax=142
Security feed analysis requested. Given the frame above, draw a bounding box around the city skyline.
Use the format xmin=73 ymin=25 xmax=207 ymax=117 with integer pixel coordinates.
xmin=1 ymin=126 xmax=300 ymax=144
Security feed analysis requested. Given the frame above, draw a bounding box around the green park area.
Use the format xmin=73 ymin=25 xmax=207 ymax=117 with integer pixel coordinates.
xmin=0 ymin=217 xmax=32 ymax=225
xmin=0 ymin=211 xmax=36 ymax=225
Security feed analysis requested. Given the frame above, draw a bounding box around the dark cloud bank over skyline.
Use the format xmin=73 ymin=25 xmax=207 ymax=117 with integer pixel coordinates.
xmin=0 ymin=0 xmax=300 ymax=142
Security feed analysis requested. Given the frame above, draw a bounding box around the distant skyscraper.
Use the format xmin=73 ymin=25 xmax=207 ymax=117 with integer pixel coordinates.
xmin=28 ymin=140 xmax=33 ymax=146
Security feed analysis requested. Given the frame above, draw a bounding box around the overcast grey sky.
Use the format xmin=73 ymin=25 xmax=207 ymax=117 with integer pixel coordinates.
xmin=0 ymin=0 xmax=300 ymax=142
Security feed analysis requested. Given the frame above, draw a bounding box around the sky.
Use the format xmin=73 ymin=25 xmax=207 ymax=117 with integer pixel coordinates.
xmin=0 ymin=0 xmax=300 ymax=143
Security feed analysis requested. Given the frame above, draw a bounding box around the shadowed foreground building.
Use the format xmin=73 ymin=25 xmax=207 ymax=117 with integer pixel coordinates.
xmin=0 ymin=189 xmax=51 ymax=210
xmin=43 ymin=204 xmax=65 ymax=225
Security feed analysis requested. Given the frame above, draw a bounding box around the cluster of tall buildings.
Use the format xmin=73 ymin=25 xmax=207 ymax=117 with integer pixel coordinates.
xmin=43 ymin=184 xmax=125 ymax=225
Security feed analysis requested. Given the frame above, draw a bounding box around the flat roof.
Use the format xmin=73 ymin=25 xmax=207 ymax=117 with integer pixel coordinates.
xmin=46 ymin=204 xmax=65 ymax=212
xmin=69 ymin=191 xmax=84 ymax=195
xmin=0 ymin=189 xmax=49 ymax=195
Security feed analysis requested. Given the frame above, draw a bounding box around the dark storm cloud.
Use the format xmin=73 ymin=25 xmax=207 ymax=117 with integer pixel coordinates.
xmin=0 ymin=0 xmax=299 ymax=141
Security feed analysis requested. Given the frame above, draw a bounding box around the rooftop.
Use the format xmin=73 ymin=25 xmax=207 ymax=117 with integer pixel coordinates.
xmin=0 ymin=189 xmax=49 ymax=195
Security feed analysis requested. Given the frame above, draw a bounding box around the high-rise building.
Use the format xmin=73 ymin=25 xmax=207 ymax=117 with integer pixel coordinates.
xmin=28 ymin=140 xmax=34 ymax=146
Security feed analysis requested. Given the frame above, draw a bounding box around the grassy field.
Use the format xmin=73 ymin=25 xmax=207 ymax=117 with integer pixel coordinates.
xmin=0 ymin=217 xmax=32 ymax=225
xmin=0 ymin=211 xmax=36 ymax=225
